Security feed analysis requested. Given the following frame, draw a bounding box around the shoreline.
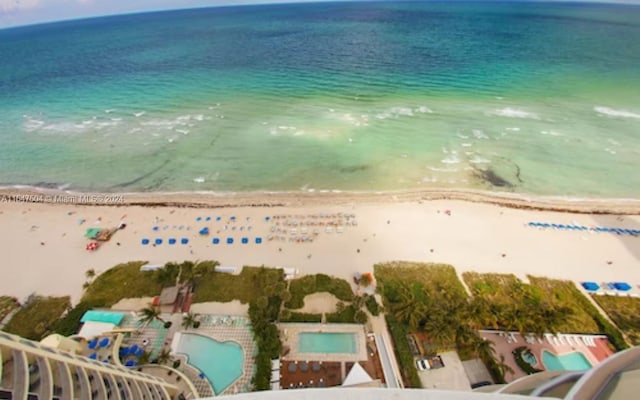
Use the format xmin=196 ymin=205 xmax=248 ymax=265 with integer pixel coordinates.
xmin=2 ymin=187 xmax=640 ymax=214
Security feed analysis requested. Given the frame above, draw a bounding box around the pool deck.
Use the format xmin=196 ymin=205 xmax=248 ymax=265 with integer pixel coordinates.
xmin=479 ymin=330 xmax=615 ymax=382
xmin=171 ymin=315 xmax=257 ymax=396
xmin=279 ymin=323 xmax=368 ymax=362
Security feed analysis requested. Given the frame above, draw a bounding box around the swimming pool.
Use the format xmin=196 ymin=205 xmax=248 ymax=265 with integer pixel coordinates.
xmin=177 ymin=333 xmax=244 ymax=394
xmin=298 ymin=332 xmax=357 ymax=354
xmin=542 ymin=350 xmax=592 ymax=371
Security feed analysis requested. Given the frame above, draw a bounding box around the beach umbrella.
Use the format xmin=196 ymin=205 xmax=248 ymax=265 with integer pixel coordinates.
xmin=89 ymin=353 xmax=97 ymax=360
xmin=255 ymin=237 xmax=262 ymax=244
xmin=212 ymin=238 xmax=220 ymax=244
xmin=196 ymin=217 xmax=202 ymax=221
xmin=129 ymin=344 xmax=139 ymax=355
xmin=155 ymin=238 xmax=162 ymax=245
xmin=135 ymin=348 xmax=144 ymax=357
xmin=216 ymin=217 xmax=222 ymax=221
xmin=288 ymin=364 xmax=297 ymax=373
xmin=119 ymin=347 xmax=129 ymax=356
xmin=241 ymin=237 xmax=249 ymax=244
xmin=206 ymin=216 xmax=211 ymax=221
xmin=141 ymin=238 xmax=150 ymax=245
xmin=88 ymin=338 xmax=98 ymax=349
xmin=199 ymin=372 xmax=206 ymax=379
xmin=199 ymin=227 xmax=209 ymax=235
xmin=300 ymin=361 xmax=308 ymax=372
xmin=231 ymin=216 xmax=236 ymax=221
xmin=265 ymin=216 xmax=271 ymax=221
xmin=181 ymin=238 xmax=189 ymax=244
xmin=227 ymin=238 xmax=234 ymax=244
xmin=613 ymin=282 xmax=632 ymax=291
xmin=153 ymin=226 xmax=159 ymax=231
xmin=99 ymin=337 xmax=110 ymax=348
xmin=581 ymin=282 xmax=599 ymax=291
xmin=125 ymin=360 xmax=135 ymax=367
xmin=168 ymin=238 xmax=176 ymax=245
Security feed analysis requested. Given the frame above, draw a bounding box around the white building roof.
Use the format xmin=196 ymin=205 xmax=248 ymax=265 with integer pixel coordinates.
xmin=77 ymin=321 xmax=116 ymax=339
xmin=342 ymin=362 xmax=373 ymax=387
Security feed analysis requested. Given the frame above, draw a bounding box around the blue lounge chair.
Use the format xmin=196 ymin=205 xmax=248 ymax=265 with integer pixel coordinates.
xmin=181 ymin=238 xmax=189 ymax=244
xmin=212 ymin=238 xmax=220 ymax=244
xmin=141 ymin=238 xmax=150 ymax=245
xmin=199 ymin=227 xmax=209 ymax=235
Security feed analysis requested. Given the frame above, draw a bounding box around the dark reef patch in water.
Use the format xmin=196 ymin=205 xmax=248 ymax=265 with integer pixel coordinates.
xmin=110 ymin=159 xmax=170 ymax=189
xmin=474 ymin=168 xmax=513 ymax=188
xmin=339 ymin=165 xmax=369 ymax=174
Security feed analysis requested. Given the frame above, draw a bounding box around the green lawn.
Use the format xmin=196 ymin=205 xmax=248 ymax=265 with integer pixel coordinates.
xmin=193 ymin=266 xmax=285 ymax=304
xmin=3 ymin=296 xmax=71 ymax=340
xmin=592 ymin=295 xmax=640 ymax=346
xmin=285 ymin=274 xmax=354 ymax=309
xmin=81 ymin=261 xmax=164 ymax=306
xmin=0 ymin=296 xmax=19 ymax=322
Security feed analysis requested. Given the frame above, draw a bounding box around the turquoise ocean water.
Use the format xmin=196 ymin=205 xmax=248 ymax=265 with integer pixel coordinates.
xmin=0 ymin=2 xmax=639 ymax=197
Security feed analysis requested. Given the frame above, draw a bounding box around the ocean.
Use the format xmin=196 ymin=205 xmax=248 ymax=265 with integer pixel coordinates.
xmin=0 ymin=1 xmax=639 ymax=197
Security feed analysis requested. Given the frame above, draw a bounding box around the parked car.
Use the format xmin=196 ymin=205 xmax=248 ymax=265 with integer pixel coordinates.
xmin=471 ymin=381 xmax=492 ymax=389
xmin=416 ymin=359 xmax=429 ymax=371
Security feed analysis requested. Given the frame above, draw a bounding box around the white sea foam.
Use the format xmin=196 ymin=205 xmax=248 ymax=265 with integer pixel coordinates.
xmin=594 ymin=106 xmax=640 ymax=119
xmin=415 ymin=106 xmax=433 ymax=114
xmin=105 ymin=109 xmax=115 ymax=113
xmin=134 ymin=111 xmax=146 ymax=117
xmin=441 ymin=154 xmax=460 ymax=164
xmin=457 ymin=134 xmax=469 ymax=139
xmin=607 ymin=139 xmax=621 ymax=146
xmin=470 ymin=157 xmax=491 ymax=164
xmin=461 ymin=143 xmax=472 ymax=147
xmin=176 ymin=129 xmax=190 ymax=135
xmin=505 ymin=127 xmax=521 ymax=132
xmin=489 ymin=107 xmax=539 ymax=119
xmin=193 ymin=177 xmax=205 ymax=183
xmin=540 ymin=130 xmax=562 ymax=136
xmin=472 ymin=129 xmax=489 ymax=139
xmin=427 ymin=166 xmax=459 ymax=172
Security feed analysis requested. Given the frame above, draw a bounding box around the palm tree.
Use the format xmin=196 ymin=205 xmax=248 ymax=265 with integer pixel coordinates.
xmin=496 ymin=354 xmax=515 ymax=378
xmin=155 ymin=348 xmax=171 ymax=365
xmin=181 ymin=312 xmax=200 ymax=330
xmin=474 ymin=337 xmax=496 ymax=361
xmin=140 ymin=306 xmax=164 ymax=328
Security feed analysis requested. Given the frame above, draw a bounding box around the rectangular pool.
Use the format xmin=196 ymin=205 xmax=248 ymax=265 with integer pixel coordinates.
xmin=298 ymin=332 xmax=357 ymax=354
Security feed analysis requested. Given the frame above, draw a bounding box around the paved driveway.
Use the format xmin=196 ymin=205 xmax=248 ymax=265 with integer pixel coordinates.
xmin=417 ymin=351 xmax=471 ymax=391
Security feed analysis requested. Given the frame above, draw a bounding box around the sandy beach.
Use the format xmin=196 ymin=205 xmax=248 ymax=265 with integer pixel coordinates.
xmin=1 ymin=189 xmax=639 ymax=303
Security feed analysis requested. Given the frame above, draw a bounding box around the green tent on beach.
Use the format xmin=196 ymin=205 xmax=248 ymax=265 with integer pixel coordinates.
xmin=84 ymin=228 xmax=101 ymax=239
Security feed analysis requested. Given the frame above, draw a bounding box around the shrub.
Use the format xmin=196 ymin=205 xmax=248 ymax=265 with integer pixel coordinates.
xmin=354 ymin=310 xmax=368 ymax=324
xmin=326 ymin=305 xmax=357 ymax=323
xmin=386 ymin=316 xmax=421 ymax=388
xmin=51 ymin=300 xmax=102 ymax=336
xmin=286 ymin=274 xmax=354 ymax=309
xmin=280 ymin=312 xmax=322 ymax=323
xmin=365 ymin=295 xmax=380 ymax=316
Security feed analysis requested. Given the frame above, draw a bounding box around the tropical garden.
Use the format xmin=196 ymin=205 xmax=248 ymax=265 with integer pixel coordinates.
xmin=375 ymin=263 xmax=628 ymax=388
xmin=592 ymin=295 xmax=640 ymax=346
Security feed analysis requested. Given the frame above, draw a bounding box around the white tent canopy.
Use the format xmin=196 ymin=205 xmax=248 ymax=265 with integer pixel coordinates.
xmin=342 ymin=362 xmax=373 ymax=387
